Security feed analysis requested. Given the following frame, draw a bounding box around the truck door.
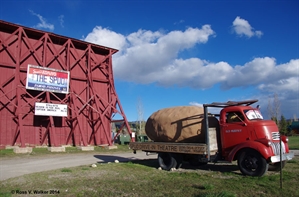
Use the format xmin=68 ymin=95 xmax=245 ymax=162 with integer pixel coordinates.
xmin=220 ymin=111 xmax=248 ymax=157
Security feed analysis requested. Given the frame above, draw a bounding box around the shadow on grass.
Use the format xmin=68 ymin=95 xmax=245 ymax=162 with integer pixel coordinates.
xmin=183 ymin=162 xmax=240 ymax=174
xmin=93 ymin=154 xmax=240 ymax=174
xmin=93 ymin=154 xmax=159 ymax=168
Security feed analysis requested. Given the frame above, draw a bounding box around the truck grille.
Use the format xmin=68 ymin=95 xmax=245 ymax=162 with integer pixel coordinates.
xmin=272 ymin=132 xmax=280 ymax=140
xmin=270 ymin=142 xmax=286 ymax=156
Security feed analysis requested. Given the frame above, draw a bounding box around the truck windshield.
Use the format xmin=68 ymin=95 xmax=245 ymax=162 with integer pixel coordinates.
xmin=244 ymin=109 xmax=263 ymax=120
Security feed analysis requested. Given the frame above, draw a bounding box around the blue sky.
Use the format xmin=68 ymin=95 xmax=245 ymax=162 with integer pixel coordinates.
xmin=1 ymin=0 xmax=298 ymax=121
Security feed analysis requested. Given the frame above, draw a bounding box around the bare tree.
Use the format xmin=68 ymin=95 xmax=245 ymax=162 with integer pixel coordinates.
xmin=267 ymin=93 xmax=281 ymax=124
xmin=137 ymin=97 xmax=144 ymax=135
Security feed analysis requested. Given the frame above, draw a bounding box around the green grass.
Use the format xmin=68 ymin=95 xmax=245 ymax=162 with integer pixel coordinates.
xmin=0 ymin=149 xmax=15 ymax=157
xmin=61 ymin=168 xmax=72 ymax=173
xmin=1 ymin=157 xmax=298 ymax=197
xmin=0 ymin=144 xmax=132 ymax=158
xmin=288 ymin=136 xmax=299 ymax=149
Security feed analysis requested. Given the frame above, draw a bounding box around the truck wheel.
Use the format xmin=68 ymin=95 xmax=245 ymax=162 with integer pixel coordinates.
xmin=268 ymin=161 xmax=286 ymax=171
xmin=238 ymin=149 xmax=269 ymax=177
xmin=171 ymin=153 xmax=183 ymax=169
xmin=158 ymin=152 xmax=177 ymax=171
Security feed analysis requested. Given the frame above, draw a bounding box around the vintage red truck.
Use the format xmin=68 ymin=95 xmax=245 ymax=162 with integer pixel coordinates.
xmin=129 ymin=100 xmax=294 ymax=176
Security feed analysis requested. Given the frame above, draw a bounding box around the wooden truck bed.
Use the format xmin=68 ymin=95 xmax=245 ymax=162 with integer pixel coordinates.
xmin=129 ymin=128 xmax=218 ymax=155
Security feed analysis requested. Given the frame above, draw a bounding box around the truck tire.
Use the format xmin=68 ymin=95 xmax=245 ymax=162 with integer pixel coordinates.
xmin=237 ymin=149 xmax=269 ymax=177
xmin=268 ymin=161 xmax=286 ymax=171
xmin=158 ymin=152 xmax=177 ymax=171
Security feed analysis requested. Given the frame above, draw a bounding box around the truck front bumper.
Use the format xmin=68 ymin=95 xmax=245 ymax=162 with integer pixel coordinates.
xmin=270 ymin=152 xmax=294 ymax=163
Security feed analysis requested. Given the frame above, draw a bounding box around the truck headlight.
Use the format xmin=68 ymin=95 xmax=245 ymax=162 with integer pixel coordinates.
xmin=256 ymin=139 xmax=271 ymax=147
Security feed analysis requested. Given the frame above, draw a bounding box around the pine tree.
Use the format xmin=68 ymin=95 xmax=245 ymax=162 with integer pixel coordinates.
xmin=279 ymin=115 xmax=287 ymax=135
xmin=287 ymin=119 xmax=292 ymax=135
xmin=271 ymin=116 xmax=278 ymax=125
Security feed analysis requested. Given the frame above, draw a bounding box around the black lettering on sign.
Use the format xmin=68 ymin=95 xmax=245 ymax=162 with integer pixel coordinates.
xmin=179 ymin=146 xmax=191 ymax=153
xmin=193 ymin=146 xmax=205 ymax=153
xmin=143 ymin=145 xmax=150 ymax=149
xmin=158 ymin=145 xmax=164 ymax=151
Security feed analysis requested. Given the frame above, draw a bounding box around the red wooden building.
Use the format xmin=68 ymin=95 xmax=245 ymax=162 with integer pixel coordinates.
xmin=0 ymin=20 xmax=131 ymax=148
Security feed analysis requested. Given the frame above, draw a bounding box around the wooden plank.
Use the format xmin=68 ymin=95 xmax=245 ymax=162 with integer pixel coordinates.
xmin=129 ymin=142 xmax=207 ymax=155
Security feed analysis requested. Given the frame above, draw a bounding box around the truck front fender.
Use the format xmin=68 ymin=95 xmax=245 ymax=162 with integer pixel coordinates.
xmin=227 ymin=141 xmax=273 ymax=162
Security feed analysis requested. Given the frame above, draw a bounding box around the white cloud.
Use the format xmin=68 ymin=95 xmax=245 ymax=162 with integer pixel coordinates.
xmin=84 ymin=26 xmax=127 ymax=51
xmin=189 ymin=102 xmax=203 ymax=107
xmin=29 ymin=10 xmax=54 ymax=31
xmin=221 ymin=58 xmax=299 ymax=90
xmin=189 ymin=102 xmax=221 ymax=115
xmin=259 ymin=77 xmax=299 ymax=93
xmin=221 ymin=57 xmax=276 ymax=89
xmin=126 ymin=29 xmax=162 ymax=47
xmin=83 ymin=26 xmax=298 ymax=92
xmin=174 ymin=20 xmax=185 ymax=25
xmin=58 ymin=15 xmax=64 ymax=28
xmin=155 ymin=58 xmax=232 ymax=88
xmin=255 ymin=30 xmax=263 ymax=38
xmin=83 ymin=26 xmax=298 ymax=89
xmin=84 ymin=26 xmax=298 ymax=118
xmin=232 ymin=16 xmax=263 ymax=38
xmin=84 ymin=25 xmax=215 ymax=85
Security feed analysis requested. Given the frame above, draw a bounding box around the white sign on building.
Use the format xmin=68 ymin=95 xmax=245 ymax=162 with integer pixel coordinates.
xmin=35 ymin=102 xmax=68 ymax=117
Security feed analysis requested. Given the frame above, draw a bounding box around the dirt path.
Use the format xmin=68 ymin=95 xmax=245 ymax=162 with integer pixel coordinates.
xmin=0 ymin=152 xmax=157 ymax=181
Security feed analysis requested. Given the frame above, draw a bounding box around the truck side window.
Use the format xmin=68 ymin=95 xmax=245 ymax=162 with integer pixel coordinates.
xmin=226 ymin=112 xmax=244 ymax=123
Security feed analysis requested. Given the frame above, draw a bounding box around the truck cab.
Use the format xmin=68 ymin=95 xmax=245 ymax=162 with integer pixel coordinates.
xmin=204 ymin=100 xmax=294 ymax=176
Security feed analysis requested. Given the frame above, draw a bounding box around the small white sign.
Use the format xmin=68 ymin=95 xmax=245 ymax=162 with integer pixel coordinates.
xmin=35 ymin=102 xmax=68 ymax=117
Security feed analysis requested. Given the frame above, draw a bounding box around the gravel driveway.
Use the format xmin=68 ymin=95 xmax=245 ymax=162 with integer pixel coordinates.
xmin=0 ymin=152 xmax=157 ymax=181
